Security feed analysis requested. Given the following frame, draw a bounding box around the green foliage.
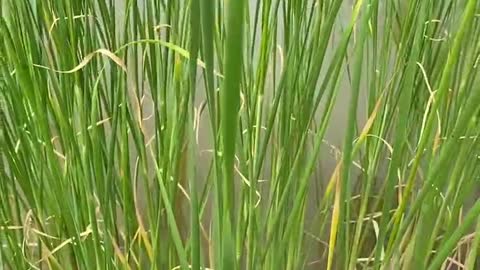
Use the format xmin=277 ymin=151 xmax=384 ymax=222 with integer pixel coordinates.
xmin=1 ymin=0 xmax=479 ymax=269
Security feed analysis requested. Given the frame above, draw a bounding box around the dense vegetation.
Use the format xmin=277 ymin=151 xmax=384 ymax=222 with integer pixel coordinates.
xmin=1 ymin=0 xmax=480 ymax=269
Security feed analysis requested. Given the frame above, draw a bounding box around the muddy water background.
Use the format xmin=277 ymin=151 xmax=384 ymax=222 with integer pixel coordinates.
xmin=111 ymin=0 xmax=376 ymax=200
xmin=109 ymin=1 xmax=381 ymax=267
xmin=116 ymin=0 xmax=378 ymax=262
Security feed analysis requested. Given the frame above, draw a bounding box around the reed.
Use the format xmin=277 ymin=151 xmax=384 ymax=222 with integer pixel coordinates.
xmin=1 ymin=0 xmax=479 ymax=269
